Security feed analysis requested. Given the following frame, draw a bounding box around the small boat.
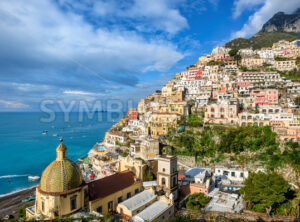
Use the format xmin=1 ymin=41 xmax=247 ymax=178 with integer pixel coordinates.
xmin=53 ymin=134 xmax=58 ymax=137
xmin=51 ymin=126 xmax=55 ymax=128
xmin=42 ymin=130 xmax=48 ymax=135
xmin=28 ymin=176 xmax=40 ymax=181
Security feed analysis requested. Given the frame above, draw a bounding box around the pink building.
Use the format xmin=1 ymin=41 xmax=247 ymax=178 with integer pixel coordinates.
xmin=187 ymin=66 xmax=203 ymax=79
xmin=214 ymin=52 xmax=230 ymax=61
xmin=232 ymin=82 xmax=253 ymax=91
xmin=127 ymin=108 xmax=138 ymax=121
xmin=212 ymin=87 xmax=227 ymax=100
xmin=251 ymin=89 xmax=278 ymax=106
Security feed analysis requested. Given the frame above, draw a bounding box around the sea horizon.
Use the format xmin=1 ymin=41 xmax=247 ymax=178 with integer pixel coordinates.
xmin=0 ymin=111 xmax=121 ymax=195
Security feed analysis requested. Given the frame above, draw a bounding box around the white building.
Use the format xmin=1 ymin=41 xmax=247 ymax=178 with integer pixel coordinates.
xmin=214 ymin=165 xmax=248 ymax=183
xmin=211 ymin=46 xmax=231 ymax=56
xmin=184 ymin=168 xmax=211 ymax=183
xmin=132 ymin=200 xmax=174 ymax=222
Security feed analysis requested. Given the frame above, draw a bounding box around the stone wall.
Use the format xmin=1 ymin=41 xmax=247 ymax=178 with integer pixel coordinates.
xmin=177 ymin=209 xmax=298 ymax=222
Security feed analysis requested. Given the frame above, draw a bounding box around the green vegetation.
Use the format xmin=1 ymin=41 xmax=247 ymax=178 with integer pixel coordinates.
xmin=18 ymin=204 xmax=33 ymax=219
xmin=274 ymin=57 xmax=291 ymax=61
xmin=186 ymin=193 xmax=210 ymax=211
xmin=187 ymin=64 xmax=196 ymax=69
xmin=277 ymin=68 xmax=300 ymax=80
xmin=225 ymin=32 xmax=300 ymax=50
xmin=186 ymin=114 xmax=203 ymax=127
xmin=156 ymin=90 xmax=161 ymax=94
xmin=165 ymin=126 xmax=300 ymax=173
xmin=229 ymin=49 xmax=238 ymax=57
xmin=239 ymin=66 xmax=260 ymax=72
xmin=295 ymin=97 xmax=300 ymax=105
xmin=143 ymin=171 xmax=155 ymax=181
xmin=207 ymin=60 xmax=225 ymax=66
xmin=240 ymin=172 xmax=295 ymax=215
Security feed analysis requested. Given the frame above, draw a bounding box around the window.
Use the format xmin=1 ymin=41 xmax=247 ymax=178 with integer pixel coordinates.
xmin=42 ymin=201 xmax=45 ymax=212
xmin=108 ymin=201 xmax=113 ymax=212
xmin=231 ymin=172 xmax=235 ymax=177
xmin=127 ymin=192 xmax=131 ymax=199
xmin=162 ymin=168 xmax=165 ymax=172
xmin=240 ymin=172 xmax=244 ymax=178
xmin=162 ymin=177 xmax=166 ymax=185
xmin=118 ymin=196 xmax=123 ymax=203
xmin=135 ymin=189 xmax=139 ymax=194
xmin=223 ymin=171 xmax=229 ymax=176
xmin=173 ymin=177 xmax=176 ymax=187
xmin=120 ymin=208 xmax=123 ymax=214
xmin=70 ymin=196 xmax=77 ymax=211
xmin=96 ymin=206 xmax=102 ymax=213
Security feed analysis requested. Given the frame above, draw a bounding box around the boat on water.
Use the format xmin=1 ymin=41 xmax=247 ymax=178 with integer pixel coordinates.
xmin=51 ymin=126 xmax=55 ymax=128
xmin=53 ymin=134 xmax=58 ymax=137
xmin=42 ymin=130 xmax=48 ymax=135
xmin=28 ymin=175 xmax=40 ymax=181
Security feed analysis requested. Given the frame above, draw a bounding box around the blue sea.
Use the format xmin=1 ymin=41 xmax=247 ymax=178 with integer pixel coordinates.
xmin=0 ymin=112 xmax=122 ymax=196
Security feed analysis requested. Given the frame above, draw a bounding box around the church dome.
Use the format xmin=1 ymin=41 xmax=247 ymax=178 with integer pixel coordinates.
xmin=40 ymin=143 xmax=83 ymax=193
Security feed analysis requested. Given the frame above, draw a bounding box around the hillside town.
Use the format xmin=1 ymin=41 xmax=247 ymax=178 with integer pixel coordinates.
xmin=24 ymin=39 xmax=300 ymax=221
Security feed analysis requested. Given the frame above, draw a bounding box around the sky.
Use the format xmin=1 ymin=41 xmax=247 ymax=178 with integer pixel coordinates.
xmin=0 ymin=0 xmax=299 ymax=112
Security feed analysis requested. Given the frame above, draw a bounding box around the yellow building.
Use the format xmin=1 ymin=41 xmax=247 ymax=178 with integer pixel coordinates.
xmin=241 ymin=57 xmax=265 ymax=68
xmin=274 ymin=60 xmax=296 ymax=71
xmin=118 ymin=156 xmax=147 ymax=180
xmin=88 ymin=170 xmax=142 ymax=214
xmin=196 ymin=55 xmax=214 ymax=66
xmin=159 ymin=101 xmax=189 ymax=116
xmin=26 ymin=143 xmax=88 ymax=220
xmin=149 ymin=113 xmax=181 ymax=138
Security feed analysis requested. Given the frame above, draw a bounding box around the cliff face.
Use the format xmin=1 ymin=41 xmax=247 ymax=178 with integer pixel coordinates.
xmin=261 ymin=10 xmax=300 ymax=33
xmin=225 ymin=9 xmax=300 ymax=50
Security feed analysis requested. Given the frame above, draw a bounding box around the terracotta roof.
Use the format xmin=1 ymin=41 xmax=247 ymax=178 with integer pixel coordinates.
xmin=88 ymin=170 xmax=139 ymax=202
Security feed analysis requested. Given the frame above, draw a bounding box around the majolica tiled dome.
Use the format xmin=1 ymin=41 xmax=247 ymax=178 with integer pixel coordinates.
xmin=40 ymin=144 xmax=82 ymax=193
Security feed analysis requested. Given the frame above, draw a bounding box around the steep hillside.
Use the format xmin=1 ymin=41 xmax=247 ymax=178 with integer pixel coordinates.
xmin=261 ymin=10 xmax=300 ymax=33
xmin=225 ymin=32 xmax=300 ymax=50
xmin=225 ymin=9 xmax=300 ymax=50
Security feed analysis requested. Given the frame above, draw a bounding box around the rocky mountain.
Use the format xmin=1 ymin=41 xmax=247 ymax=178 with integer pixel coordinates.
xmin=225 ymin=9 xmax=300 ymax=50
xmin=261 ymin=9 xmax=300 ymax=33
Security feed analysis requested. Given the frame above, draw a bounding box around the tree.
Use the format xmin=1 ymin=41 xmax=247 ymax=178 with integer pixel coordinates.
xmin=240 ymin=172 xmax=291 ymax=214
xmin=229 ymin=49 xmax=238 ymax=57
xmin=187 ymin=114 xmax=203 ymax=127
xmin=156 ymin=90 xmax=161 ymax=94
xmin=294 ymin=97 xmax=300 ymax=105
xmin=186 ymin=193 xmax=210 ymax=211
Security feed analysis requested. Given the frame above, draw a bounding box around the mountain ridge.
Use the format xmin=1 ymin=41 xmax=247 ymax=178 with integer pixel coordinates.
xmin=225 ymin=9 xmax=300 ymax=50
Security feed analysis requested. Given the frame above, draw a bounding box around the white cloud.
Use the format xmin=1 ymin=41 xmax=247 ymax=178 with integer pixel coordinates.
xmin=232 ymin=0 xmax=265 ymax=19
xmin=57 ymin=0 xmax=189 ymax=34
xmin=63 ymin=90 xmax=101 ymax=96
xmin=232 ymin=0 xmax=300 ymax=38
xmin=0 ymin=0 xmax=185 ymax=111
xmin=0 ymin=99 xmax=29 ymax=109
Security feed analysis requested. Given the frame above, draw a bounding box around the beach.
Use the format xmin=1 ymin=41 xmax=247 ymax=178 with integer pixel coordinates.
xmin=0 ymin=187 xmax=35 ymax=218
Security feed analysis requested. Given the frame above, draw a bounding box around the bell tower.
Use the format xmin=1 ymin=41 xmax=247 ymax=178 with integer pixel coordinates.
xmin=156 ymin=155 xmax=178 ymax=200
